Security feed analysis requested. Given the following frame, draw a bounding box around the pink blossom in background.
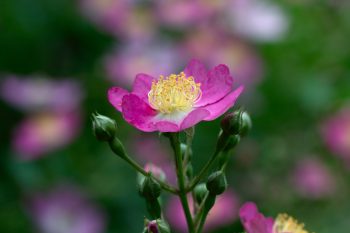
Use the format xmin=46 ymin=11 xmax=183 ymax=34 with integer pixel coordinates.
xmin=181 ymin=29 xmax=263 ymax=89
xmin=27 ymin=185 xmax=105 ymax=233
xmin=166 ymin=189 xmax=239 ymax=232
xmin=0 ymin=76 xmax=83 ymax=112
xmin=321 ymin=106 xmax=350 ymax=166
xmin=104 ymin=42 xmax=180 ymax=87
xmin=154 ymin=0 xmax=225 ymax=29
xmin=133 ymin=136 xmax=176 ymax=185
xmin=291 ymin=158 xmax=336 ymax=199
xmin=225 ymin=0 xmax=289 ymax=42
xmin=108 ymin=59 xmax=243 ymax=132
xmin=144 ymin=163 xmax=167 ymax=182
xmin=80 ymin=0 xmax=156 ymax=42
xmin=12 ymin=112 xmax=82 ymax=160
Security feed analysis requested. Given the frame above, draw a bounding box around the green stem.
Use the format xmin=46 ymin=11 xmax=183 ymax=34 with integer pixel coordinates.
xmin=195 ymin=194 xmax=216 ymax=233
xmin=193 ymin=192 xmax=209 ymax=227
xmin=123 ymin=154 xmax=178 ymax=194
xmin=169 ymin=133 xmax=195 ymax=233
xmin=108 ymin=138 xmax=178 ymax=194
xmin=196 ymin=208 xmax=209 ymax=233
xmin=186 ymin=150 xmax=221 ymax=192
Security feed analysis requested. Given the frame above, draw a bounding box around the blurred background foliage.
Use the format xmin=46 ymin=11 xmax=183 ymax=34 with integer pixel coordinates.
xmin=1 ymin=0 xmax=350 ymax=233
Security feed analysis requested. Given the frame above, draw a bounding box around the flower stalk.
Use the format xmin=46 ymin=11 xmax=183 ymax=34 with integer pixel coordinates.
xmin=169 ymin=133 xmax=195 ymax=233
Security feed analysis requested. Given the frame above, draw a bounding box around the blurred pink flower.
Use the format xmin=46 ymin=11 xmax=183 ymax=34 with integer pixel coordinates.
xmin=0 ymin=76 xmax=83 ymax=112
xmin=133 ymin=136 xmax=176 ymax=185
xmin=108 ymin=59 xmax=243 ymax=132
xmin=225 ymin=0 xmax=289 ymax=42
xmin=13 ymin=112 xmax=81 ymax=160
xmin=154 ymin=0 xmax=225 ymax=29
xmin=27 ymin=185 xmax=105 ymax=233
xmin=104 ymin=42 xmax=180 ymax=87
xmin=80 ymin=0 xmax=155 ymax=41
xmin=291 ymin=158 xmax=336 ymax=199
xmin=181 ymin=29 xmax=263 ymax=88
xmin=166 ymin=189 xmax=239 ymax=232
xmin=321 ymin=107 xmax=350 ymax=166
xmin=144 ymin=163 xmax=167 ymax=182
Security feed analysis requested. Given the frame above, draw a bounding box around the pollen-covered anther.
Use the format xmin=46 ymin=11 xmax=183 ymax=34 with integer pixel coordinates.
xmin=274 ymin=213 xmax=309 ymax=233
xmin=148 ymin=72 xmax=201 ymax=114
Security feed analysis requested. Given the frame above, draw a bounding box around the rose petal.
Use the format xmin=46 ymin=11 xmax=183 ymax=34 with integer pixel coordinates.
xmin=202 ymin=86 xmax=244 ymax=121
xmin=239 ymin=202 xmax=259 ymax=223
xmin=196 ymin=64 xmax=234 ymax=107
xmin=184 ymin=59 xmax=208 ymax=84
xmin=132 ymin=73 xmax=155 ymax=102
xmin=180 ymin=108 xmax=210 ymax=130
xmin=121 ymin=94 xmax=157 ymax=132
xmin=108 ymin=87 xmax=129 ymax=112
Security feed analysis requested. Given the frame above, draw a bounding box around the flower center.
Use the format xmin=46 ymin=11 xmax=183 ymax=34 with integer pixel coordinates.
xmin=148 ymin=72 xmax=201 ymax=114
xmin=274 ymin=214 xmax=309 ymax=233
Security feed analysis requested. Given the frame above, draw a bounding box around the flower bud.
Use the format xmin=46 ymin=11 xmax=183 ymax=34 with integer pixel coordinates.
xmin=185 ymin=163 xmax=193 ymax=178
xmin=140 ymin=174 xmax=162 ymax=200
xmin=223 ymin=135 xmax=240 ymax=152
xmin=180 ymin=143 xmax=192 ymax=159
xmin=220 ymin=110 xmax=252 ymax=136
xmin=108 ymin=137 xmax=127 ymax=159
xmin=206 ymin=171 xmax=227 ymax=195
xmin=194 ymin=183 xmax=208 ymax=204
xmin=145 ymin=199 xmax=161 ymax=219
xmin=145 ymin=219 xmax=171 ymax=233
xmin=92 ymin=113 xmax=117 ymax=141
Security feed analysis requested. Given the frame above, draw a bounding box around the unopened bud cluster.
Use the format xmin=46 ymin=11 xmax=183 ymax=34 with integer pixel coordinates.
xmin=221 ymin=110 xmax=252 ymax=137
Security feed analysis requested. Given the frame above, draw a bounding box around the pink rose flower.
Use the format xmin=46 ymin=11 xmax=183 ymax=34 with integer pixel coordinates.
xmin=239 ymin=202 xmax=311 ymax=233
xmin=239 ymin=202 xmax=274 ymax=233
xmin=108 ymin=59 xmax=243 ymax=132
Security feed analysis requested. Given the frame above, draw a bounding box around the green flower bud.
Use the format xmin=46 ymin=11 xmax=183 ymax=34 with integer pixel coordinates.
xmin=108 ymin=136 xmax=127 ymax=159
xmin=223 ymin=135 xmax=240 ymax=152
xmin=180 ymin=143 xmax=192 ymax=159
xmin=240 ymin=111 xmax=252 ymax=136
xmin=140 ymin=174 xmax=162 ymax=200
xmin=145 ymin=199 xmax=161 ymax=219
xmin=185 ymin=163 xmax=193 ymax=178
xmin=92 ymin=113 xmax=117 ymax=141
xmin=220 ymin=110 xmax=252 ymax=137
xmin=206 ymin=171 xmax=227 ymax=195
xmin=193 ymin=183 xmax=208 ymax=204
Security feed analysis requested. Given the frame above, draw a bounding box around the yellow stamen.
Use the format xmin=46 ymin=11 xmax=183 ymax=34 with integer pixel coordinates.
xmin=148 ymin=72 xmax=201 ymax=114
xmin=274 ymin=214 xmax=309 ymax=233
